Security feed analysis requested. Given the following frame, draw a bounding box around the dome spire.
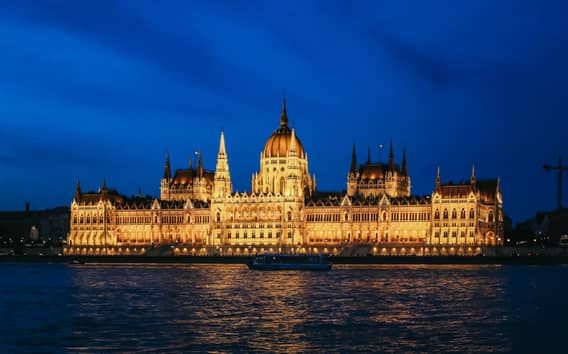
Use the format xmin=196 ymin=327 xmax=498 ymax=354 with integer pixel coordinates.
xmin=280 ymin=95 xmax=288 ymax=128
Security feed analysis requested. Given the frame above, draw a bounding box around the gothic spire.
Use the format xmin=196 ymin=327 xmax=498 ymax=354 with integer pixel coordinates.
xmin=216 ymin=131 xmax=230 ymax=173
xmin=100 ymin=176 xmax=108 ymax=200
xmin=218 ymin=130 xmax=227 ymax=157
xmin=470 ymin=163 xmax=476 ymax=185
xmin=402 ymin=146 xmax=408 ymax=176
xmin=197 ymin=149 xmax=204 ymax=177
xmin=350 ymin=143 xmax=358 ymax=173
xmin=388 ymin=140 xmax=395 ymax=172
xmin=163 ymin=151 xmax=171 ymax=181
xmin=280 ymin=95 xmax=288 ymax=128
xmin=496 ymin=176 xmax=501 ymax=193
xmin=215 ymin=131 xmax=231 ymax=198
xmin=74 ymin=178 xmax=81 ymax=201
xmin=436 ymin=165 xmax=441 ymax=189
xmin=288 ymin=129 xmax=297 ymax=155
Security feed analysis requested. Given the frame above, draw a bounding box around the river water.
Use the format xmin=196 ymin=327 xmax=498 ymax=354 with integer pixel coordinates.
xmin=1 ymin=263 xmax=567 ymax=353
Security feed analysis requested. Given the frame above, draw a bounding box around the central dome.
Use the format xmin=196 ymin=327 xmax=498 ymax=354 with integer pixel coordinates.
xmin=263 ymin=126 xmax=305 ymax=158
xmin=262 ymin=99 xmax=305 ymax=158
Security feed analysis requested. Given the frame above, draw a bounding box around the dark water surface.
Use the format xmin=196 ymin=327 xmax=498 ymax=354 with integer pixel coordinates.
xmin=1 ymin=263 xmax=567 ymax=353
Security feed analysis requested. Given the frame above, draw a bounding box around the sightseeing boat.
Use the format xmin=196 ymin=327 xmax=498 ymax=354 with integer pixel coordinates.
xmin=247 ymin=254 xmax=332 ymax=271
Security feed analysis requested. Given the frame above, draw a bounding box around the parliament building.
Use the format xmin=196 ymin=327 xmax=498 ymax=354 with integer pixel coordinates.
xmin=65 ymin=100 xmax=504 ymax=256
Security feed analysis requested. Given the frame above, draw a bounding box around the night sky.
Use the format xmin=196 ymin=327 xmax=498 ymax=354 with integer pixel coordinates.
xmin=1 ymin=1 xmax=567 ymax=223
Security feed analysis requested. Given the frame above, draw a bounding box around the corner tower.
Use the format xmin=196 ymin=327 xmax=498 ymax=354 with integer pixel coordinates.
xmin=160 ymin=152 xmax=171 ymax=200
xmin=214 ymin=131 xmax=232 ymax=199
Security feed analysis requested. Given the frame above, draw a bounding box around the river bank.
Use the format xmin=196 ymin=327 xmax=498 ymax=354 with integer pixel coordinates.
xmin=2 ymin=254 xmax=568 ymax=265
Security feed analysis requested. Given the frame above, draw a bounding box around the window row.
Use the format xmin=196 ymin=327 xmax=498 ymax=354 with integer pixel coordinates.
xmin=434 ymin=231 xmax=475 ymax=238
xmin=224 ymin=231 xmax=286 ymax=239
xmin=434 ymin=208 xmax=475 ymax=220
xmin=73 ymin=215 xmax=105 ymax=224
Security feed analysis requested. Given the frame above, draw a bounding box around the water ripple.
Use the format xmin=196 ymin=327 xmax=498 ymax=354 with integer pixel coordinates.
xmin=2 ymin=263 xmax=568 ymax=352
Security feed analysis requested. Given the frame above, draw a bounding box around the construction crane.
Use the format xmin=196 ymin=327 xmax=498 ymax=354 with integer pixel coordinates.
xmin=543 ymin=157 xmax=567 ymax=210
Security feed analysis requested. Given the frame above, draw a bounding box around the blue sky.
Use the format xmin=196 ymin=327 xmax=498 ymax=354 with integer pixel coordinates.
xmin=0 ymin=0 xmax=567 ymax=223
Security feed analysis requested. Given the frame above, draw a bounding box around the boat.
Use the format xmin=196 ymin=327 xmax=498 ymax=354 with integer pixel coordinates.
xmin=560 ymin=235 xmax=568 ymax=247
xmin=69 ymin=258 xmax=85 ymax=265
xmin=247 ymin=254 xmax=332 ymax=271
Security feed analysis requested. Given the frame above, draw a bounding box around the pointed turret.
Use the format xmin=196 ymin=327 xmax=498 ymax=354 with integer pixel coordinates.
xmin=470 ymin=164 xmax=476 ymax=185
xmin=160 ymin=152 xmax=172 ymax=200
xmin=100 ymin=177 xmax=108 ymax=200
xmin=435 ymin=165 xmax=441 ymax=192
xmin=74 ymin=178 xmax=81 ymax=202
xmin=280 ymin=95 xmax=288 ymax=128
xmin=218 ymin=131 xmax=226 ymax=157
xmin=350 ymin=143 xmax=358 ymax=173
xmin=215 ymin=132 xmax=229 ymax=172
xmin=214 ymin=132 xmax=232 ymax=198
xmin=496 ymin=176 xmax=501 ymax=193
xmin=288 ymin=129 xmax=297 ymax=156
xmin=388 ymin=140 xmax=395 ymax=172
xmin=197 ymin=149 xmax=204 ymax=177
xmin=163 ymin=151 xmax=171 ymax=181
xmin=402 ymin=146 xmax=408 ymax=176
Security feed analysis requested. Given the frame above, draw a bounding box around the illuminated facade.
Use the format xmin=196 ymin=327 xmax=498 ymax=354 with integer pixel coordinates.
xmin=65 ymin=100 xmax=504 ymax=256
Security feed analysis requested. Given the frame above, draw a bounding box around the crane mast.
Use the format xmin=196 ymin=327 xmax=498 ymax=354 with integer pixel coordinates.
xmin=543 ymin=157 xmax=567 ymax=210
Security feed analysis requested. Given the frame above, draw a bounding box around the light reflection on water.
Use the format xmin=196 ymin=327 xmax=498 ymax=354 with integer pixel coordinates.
xmin=1 ymin=263 xmax=568 ymax=352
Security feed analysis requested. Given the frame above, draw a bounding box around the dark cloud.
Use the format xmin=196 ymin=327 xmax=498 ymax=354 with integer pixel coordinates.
xmin=369 ymin=28 xmax=453 ymax=87
xmin=1 ymin=1 xmax=255 ymax=103
xmin=0 ymin=0 xmax=566 ymax=222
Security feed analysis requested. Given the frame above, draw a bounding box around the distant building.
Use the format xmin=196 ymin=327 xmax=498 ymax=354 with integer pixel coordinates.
xmin=513 ymin=209 xmax=568 ymax=246
xmin=65 ymin=99 xmax=504 ymax=256
xmin=0 ymin=205 xmax=69 ymax=242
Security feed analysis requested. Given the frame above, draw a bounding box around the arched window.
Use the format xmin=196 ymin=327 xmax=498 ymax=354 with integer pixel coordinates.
xmin=469 ymin=209 xmax=475 ymax=219
xmin=287 ymin=211 xmax=292 ymax=221
xmin=451 ymin=209 xmax=457 ymax=219
xmin=434 ymin=210 xmax=440 ymax=219
xmin=280 ymin=178 xmax=285 ymax=194
xmin=382 ymin=211 xmax=387 ymax=221
xmin=443 ymin=209 xmax=448 ymax=219
xmin=488 ymin=211 xmax=494 ymax=223
xmin=460 ymin=209 xmax=466 ymax=219
xmin=216 ymin=211 xmax=221 ymax=222
xmin=344 ymin=212 xmax=349 ymax=222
